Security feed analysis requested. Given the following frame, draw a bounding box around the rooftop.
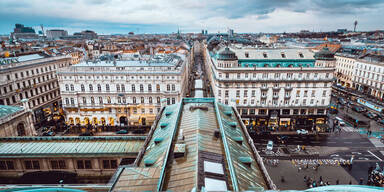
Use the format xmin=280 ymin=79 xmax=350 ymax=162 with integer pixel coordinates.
xmin=0 ymin=136 xmax=145 ymax=158
xmin=0 ymin=105 xmax=23 ymax=119
xmin=111 ymin=98 xmax=271 ymax=191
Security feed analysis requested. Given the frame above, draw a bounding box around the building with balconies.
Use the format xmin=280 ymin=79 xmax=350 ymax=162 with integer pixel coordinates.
xmin=204 ymin=46 xmax=335 ymax=131
xmin=57 ymin=53 xmax=190 ymax=128
xmin=0 ymin=53 xmax=72 ymax=125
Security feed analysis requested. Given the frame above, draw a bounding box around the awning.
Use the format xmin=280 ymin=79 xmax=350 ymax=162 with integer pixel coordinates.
xmin=280 ymin=118 xmax=291 ymax=121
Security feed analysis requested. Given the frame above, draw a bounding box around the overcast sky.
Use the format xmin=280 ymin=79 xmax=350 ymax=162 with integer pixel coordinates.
xmin=1 ymin=0 xmax=383 ymax=35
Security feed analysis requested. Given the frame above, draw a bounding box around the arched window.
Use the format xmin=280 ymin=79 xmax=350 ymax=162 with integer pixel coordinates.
xmin=89 ymin=84 xmax=93 ymax=91
xmin=149 ymin=97 xmax=152 ymax=104
xmin=91 ymin=97 xmax=95 ymax=104
xmin=116 ymin=84 xmax=120 ymax=92
xmin=118 ymin=97 xmax=121 ymax=103
xmin=70 ymin=84 xmax=74 ymax=91
xmin=171 ymin=84 xmax=175 ymax=91
xmin=148 ymin=84 xmax=152 ymax=92
xmin=122 ymin=97 xmax=126 ymax=103
xmin=156 ymin=84 xmax=160 ymax=92
xmin=81 ymin=84 xmax=85 ymax=92
xmin=141 ymin=97 xmax=144 ymax=103
xmin=121 ymin=84 xmax=125 ymax=92
xmin=106 ymin=84 xmax=110 ymax=92
xmin=107 ymin=96 xmax=111 ymax=104
xmin=82 ymin=97 xmax=86 ymax=104
xmin=97 ymin=84 xmax=101 ymax=92
xmin=65 ymin=84 xmax=69 ymax=91
xmin=140 ymin=84 xmax=144 ymax=92
xmin=157 ymin=97 xmax=160 ymax=104
xmin=17 ymin=123 xmax=25 ymax=136
xmin=133 ymin=97 xmax=136 ymax=104
xmin=167 ymin=84 xmax=170 ymax=91
xmin=99 ymin=97 xmax=103 ymax=104
xmin=65 ymin=98 xmax=69 ymax=105
xmin=132 ymin=84 xmax=135 ymax=92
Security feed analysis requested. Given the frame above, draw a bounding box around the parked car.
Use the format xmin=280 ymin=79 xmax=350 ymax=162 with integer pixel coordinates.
xmin=352 ymin=106 xmax=364 ymax=113
xmin=364 ymin=112 xmax=378 ymax=120
xmin=297 ymin=129 xmax=309 ymax=135
xmin=43 ymin=131 xmax=56 ymax=136
xmin=116 ymin=129 xmax=129 ymax=134
xmin=338 ymin=98 xmax=347 ymax=105
xmin=266 ymin=140 xmax=274 ymax=151
xmin=79 ymin=132 xmax=93 ymax=136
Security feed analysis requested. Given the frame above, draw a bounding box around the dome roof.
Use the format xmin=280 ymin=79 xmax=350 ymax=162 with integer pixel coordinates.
xmin=314 ymin=47 xmax=335 ymax=60
xmin=217 ymin=47 xmax=237 ymax=60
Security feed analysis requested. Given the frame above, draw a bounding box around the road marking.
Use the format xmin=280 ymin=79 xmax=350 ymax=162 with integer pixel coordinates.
xmin=367 ymin=150 xmax=383 ymax=162
xmin=344 ymin=142 xmax=352 ymax=144
xmin=327 ymin=141 xmax=337 ymax=143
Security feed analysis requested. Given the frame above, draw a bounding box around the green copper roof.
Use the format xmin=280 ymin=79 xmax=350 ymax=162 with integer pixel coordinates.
xmin=0 ymin=105 xmax=23 ymax=119
xmin=238 ymin=59 xmax=315 ymax=68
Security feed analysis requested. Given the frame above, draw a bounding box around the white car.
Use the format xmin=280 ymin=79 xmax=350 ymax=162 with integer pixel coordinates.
xmin=266 ymin=140 xmax=273 ymax=151
xmin=297 ymin=129 xmax=309 ymax=135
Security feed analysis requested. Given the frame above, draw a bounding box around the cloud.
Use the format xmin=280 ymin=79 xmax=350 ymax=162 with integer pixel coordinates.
xmin=0 ymin=0 xmax=383 ymax=34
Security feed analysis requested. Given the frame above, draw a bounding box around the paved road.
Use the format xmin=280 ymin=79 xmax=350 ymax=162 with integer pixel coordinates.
xmin=252 ymin=132 xmax=374 ymax=148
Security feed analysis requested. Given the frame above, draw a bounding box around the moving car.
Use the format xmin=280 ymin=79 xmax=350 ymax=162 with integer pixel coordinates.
xmin=335 ymin=117 xmax=346 ymax=126
xmin=116 ymin=129 xmax=129 ymax=134
xmin=266 ymin=140 xmax=273 ymax=151
xmin=297 ymin=129 xmax=309 ymax=135
xmin=338 ymin=98 xmax=347 ymax=105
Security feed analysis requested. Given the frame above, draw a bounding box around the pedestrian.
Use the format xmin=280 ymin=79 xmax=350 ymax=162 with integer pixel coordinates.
xmin=359 ymin=178 xmax=364 ymax=185
xmin=349 ymin=180 xmax=352 ymax=185
xmin=281 ymin=176 xmax=285 ymax=183
xmin=319 ymin=176 xmax=323 ymax=182
xmin=304 ymin=176 xmax=307 ymax=182
xmin=336 ymin=179 xmax=339 ymax=185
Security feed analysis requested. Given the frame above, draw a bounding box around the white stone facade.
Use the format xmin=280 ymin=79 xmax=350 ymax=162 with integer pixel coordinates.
xmin=204 ymin=46 xmax=335 ymax=129
xmin=57 ymin=54 xmax=190 ymax=126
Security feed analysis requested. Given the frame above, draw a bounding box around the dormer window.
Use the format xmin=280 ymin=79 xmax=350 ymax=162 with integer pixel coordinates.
xmin=263 ymin=53 xmax=268 ymax=58
xmin=299 ymin=53 xmax=304 ymax=58
xmin=245 ymin=52 xmax=249 ymax=58
xmin=281 ymin=53 xmax=286 ymax=58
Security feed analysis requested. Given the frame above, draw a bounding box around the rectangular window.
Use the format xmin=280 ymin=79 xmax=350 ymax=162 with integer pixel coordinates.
xmin=24 ymin=160 xmax=40 ymax=169
xmin=51 ymin=160 xmax=66 ymax=169
xmin=0 ymin=161 xmax=15 ymax=170
xmin=236 ymin=90 xmax=240 ymax=97
xmin=102 ymin=160 xmax=118 ymax=169
xmin=77 ymin=160 xmax=92 ymax=169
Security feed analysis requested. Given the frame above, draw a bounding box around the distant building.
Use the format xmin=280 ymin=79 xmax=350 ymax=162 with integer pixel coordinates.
xmin=337 ymin=29 xmax=348 ymax=33
xmin=228 ymin=29 xmax=234 ymax=37
xmin=74 ymin=30 xmax=98 ymax=39
xmin=46 ymin=29 xmax=68 ymax=39
xmin=11 ymin=24 xmax=38 ymax=40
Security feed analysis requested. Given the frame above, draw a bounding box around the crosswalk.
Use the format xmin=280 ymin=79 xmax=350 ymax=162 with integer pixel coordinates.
xmin=341 ymin=126 xmax=360 ymax=132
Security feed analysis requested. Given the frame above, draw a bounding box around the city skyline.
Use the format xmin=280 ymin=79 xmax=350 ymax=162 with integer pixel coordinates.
xmin=1 ymin=0 xmax=384 ymax=35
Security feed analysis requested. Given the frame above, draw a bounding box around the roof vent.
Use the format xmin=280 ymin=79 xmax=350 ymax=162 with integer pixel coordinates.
xmin=224 ymin=110 xmax=232 ymax=116
xmin=154 ymin=137 xmax=163 ymax=144
xmin=160 ymin=122 xmax=168 ymax=129
xmin=233 ymin=136 xmax=243 ymax=144
xmin=165 ymin=111 xmax=173 ymax=116
xmin=174 ymin=143 xmax=186 ymax=158
xmin=144 ymin=159 xmax=155 ymax=167
xmin=214 ymin=130 xmax=220 ymax=138
xmin=229 ymin=122 xmax=237 ymax=128
xmin=177 ymin=129 xmax=184 ymax=142
xmin=239 ymin=156 xmax=252 ymax=166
